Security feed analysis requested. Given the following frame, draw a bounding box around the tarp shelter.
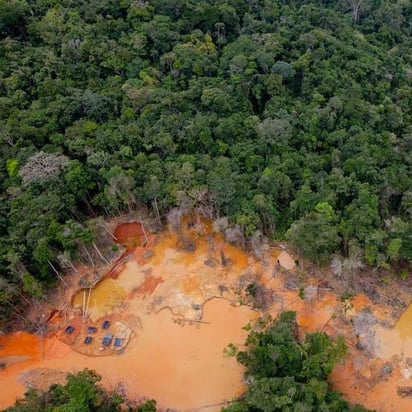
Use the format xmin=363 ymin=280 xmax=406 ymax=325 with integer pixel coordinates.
xmin=102 ymin=333 xmax=112 ymax=346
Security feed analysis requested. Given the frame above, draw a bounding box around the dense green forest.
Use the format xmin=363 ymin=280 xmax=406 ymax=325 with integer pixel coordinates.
xmin=0 ymin=0 xmax=411 ymax=326
xmin=223 ymin=311 xmax=369 ymax=411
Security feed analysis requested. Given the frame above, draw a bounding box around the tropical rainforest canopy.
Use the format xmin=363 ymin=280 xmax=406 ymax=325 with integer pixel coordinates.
xmin=0 ymin=0 xmax=411 ymax=325
xmin=223 ymin=311 xmax=369 ymax=411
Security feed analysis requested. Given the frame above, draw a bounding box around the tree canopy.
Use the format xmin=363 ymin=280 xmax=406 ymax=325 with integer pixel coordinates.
xmin=4 ymin=368 xmax=156 ymax=412
xmin=223 ymin=311 xmax=370 ymax=412
xmin=0 ymin=0 xmax=411 ymax=326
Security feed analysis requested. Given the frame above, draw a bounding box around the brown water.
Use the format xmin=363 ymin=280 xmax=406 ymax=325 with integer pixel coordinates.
xmin=0 ymin=299 xmax=255 ymax=411
xmin=122 ymin=299 xmax=255 ymax=410
xmin=72 ymin=279 xmax=126 ymax=322
xmin=394 ymin=305 xmax=412 ymax=339
xmin=114 ymin=222 xmax=146 ymax=250
xmin=0 ymin=221 xmax=259 ymax=410
xmin=374 ymin=303 xmax=412 ymax=359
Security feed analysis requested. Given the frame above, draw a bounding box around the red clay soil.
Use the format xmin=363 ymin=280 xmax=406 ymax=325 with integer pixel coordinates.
xmin=47 ymin=310 xmax=64 ymax=324
xmin=114 ymin=222 xmax=145 ymax=250
xmin=106 ymin=263 xmax=126 ymax=280
xmin=131 ymin=275 xmax=164 ymax=298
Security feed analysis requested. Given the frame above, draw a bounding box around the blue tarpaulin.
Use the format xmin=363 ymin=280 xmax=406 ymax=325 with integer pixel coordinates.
xmin=102 ymin=333 xmax=112 ymax=346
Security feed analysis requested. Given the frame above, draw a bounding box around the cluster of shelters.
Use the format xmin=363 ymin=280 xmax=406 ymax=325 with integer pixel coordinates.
xmin=63 ymin=319 xmax=130 ymax=354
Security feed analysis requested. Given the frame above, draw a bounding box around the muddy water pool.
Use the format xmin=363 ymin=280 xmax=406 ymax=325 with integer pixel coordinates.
xmin=0 ymin=299 xmax=255 ymax=411
xmin=72 ymin=278 xmax=126 ymax=322
xmin=0 ymin=221 xmax=261 ymax=410
xmin=375 ymin=303 xmax=412 ymax=359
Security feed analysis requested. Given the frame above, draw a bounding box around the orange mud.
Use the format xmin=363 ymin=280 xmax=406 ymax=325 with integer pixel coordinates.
xmin=330 ymin=296 xmax=412 ymax=412
xmin=0 ymin=300 xmax=255 ymax=411
xmin=0 ymin=220 xmax=259 ymax=410
xmin=0 ymin=332 xmax=41 ymax=362
xmin=331 ymin=355 xmax=412 ymax=412
xmin=114 ymin=222 xmax=146 ymax=250
xmin=0 ymin=332 xmax=42 ymax=407
xmin=131 ymin=275 xmax=164 ymax=298
xmin=106 ymin=262 xmax=126 ymax=279
xmin=1 ymin=219 xmax=412 ymax=411
xmin=120 ymin=299 xmax=255 ymax=410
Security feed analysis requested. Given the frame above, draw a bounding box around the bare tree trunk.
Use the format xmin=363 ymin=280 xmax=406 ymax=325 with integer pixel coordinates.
xmin=153 ymin=198 xmax=161 ymax=226
xmin=345 ymin=0 xmax=363 ymax=23
xmin=47 ymin=260 xmax=69 ymax=288
xmin=67 ymin=258 xmax=79 ymax=274
xmin=98 ymin=221 xmax=117 ymax=241
xmin=93 ymin=243 xmax=109 ymax=265
xmin=2 ymin=131 xmax=14 ymax=146
xmin=6 ymin=299 xmax=26 ymax=321
xmin=85 ymin=286 xmax=92 ymax=319
xmin=16 ymin=290 xmax=31 ymax=305
xmin=127 ymin=202 xmax=134 ymax=215
xmin=82 ymin=290 xmax=86 ymax=319
xmin=81 ymin=244 xmax=95 ymax=268
xmin=140 ymin=222 xmax=149 ymax=246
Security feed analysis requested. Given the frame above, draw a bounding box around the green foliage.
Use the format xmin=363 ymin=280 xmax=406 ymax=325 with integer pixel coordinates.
xmin=136 ymin=399 xmax=157 ymax=412
xmin=5 ymin=369 xmax=123 ymax=412
xmin=0 ymin=0 xmax=412 ymax=325
xmin=21 ymin=273 xmax=43 ymax=299
xmin=224 ymin=311 xmax=370 ymax=412
xmin=6 ymin=159 xmax=18 ymax=177
xmin=0 ymin=0 xmax=29 ymax=37
xmin=286 ymin=215 xmax=341 ymax=264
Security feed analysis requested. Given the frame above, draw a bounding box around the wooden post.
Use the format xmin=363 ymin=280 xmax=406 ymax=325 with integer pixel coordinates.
xmin=82 ymin=290 xmax=86 ymax=319
xmin=85 ymin=286 xmax=92 ymax=319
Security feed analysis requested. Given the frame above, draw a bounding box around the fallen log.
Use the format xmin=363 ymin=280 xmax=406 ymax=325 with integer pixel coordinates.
xmin=398 ymin=386 xmax=412 ymax=397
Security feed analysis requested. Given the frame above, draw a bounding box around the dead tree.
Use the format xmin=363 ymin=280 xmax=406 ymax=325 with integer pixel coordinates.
xmin=224 ymin=225 xmax=245 ymax=249
xmin=57 ymin=251 xmax=79 ymax=274
xmin=152 ymin=197 xmax=162 ymax=228
xmin=167 ymin=207 xmax=195 ymax=251
xmin=250 ymin=230 xmax=264 ymax=259
xmin=93 ymin=243 xmax=109 ymax=264
xmin=81 ymin=244 xmax=96 ymax=268
xmin=19 ymin=151 xmax=69 ymax=185
xmin=47 ymin=260 xmax=69 ymax=288
xmin=344 ymin=0 xmax=365 ymax=23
